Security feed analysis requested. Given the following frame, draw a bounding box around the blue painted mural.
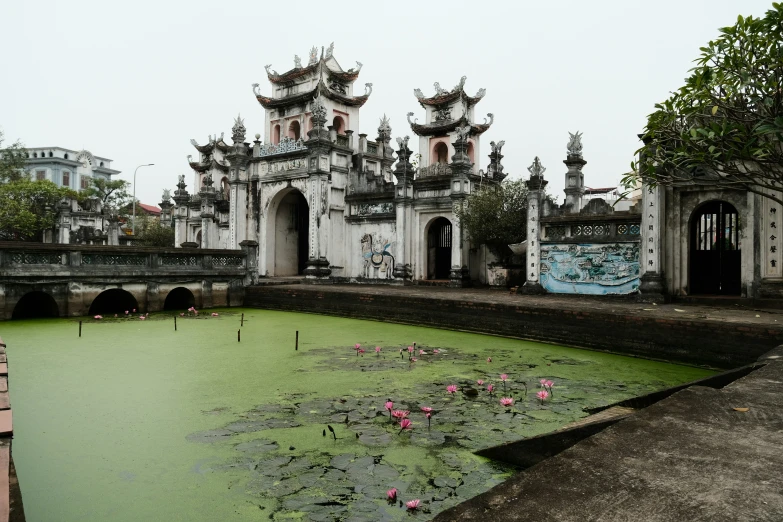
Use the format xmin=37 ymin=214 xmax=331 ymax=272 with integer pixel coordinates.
xmin=540 ymin=243 xmax=640 ymax=295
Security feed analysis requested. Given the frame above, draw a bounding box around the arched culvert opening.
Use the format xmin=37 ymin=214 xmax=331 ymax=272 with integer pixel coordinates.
xmin=88 ymin=289 xmax=139 ymax=315
xmin=163 ymin=287 xmax=196 ymax=311
xmin=12 ymin=291 xmax=59 ymax=319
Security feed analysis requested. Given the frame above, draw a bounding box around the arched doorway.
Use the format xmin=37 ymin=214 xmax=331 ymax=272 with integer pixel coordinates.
xmin=12 ymin=291 xmax=59 ymax=319
xmin=288 ymin=121 xmax=301 ymax=141
xmin=427 ymin=217 xmax=452 ymax=280
xmin=467 ymin=142 xmax=475 ymax=164
xmin=273 ymin=124 xmax=281 ymax=144
xmin=433 ymin=142 xmax=449 ymax=164
xmin=690 ymin=201 xmax=740 ymax=295
xmin=332 ymin=116 xmax=344 ymax=135
xmin=88 ymin=289 xmax=139 ymax=315
xmin=274 ymin=190 xmax=309 ymax=276
xmin=163 ymin=287 xmax=196 ymax=311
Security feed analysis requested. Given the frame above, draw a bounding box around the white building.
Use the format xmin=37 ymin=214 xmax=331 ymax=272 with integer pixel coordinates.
xmin=24 ymin=147 xmax=119 ymax=189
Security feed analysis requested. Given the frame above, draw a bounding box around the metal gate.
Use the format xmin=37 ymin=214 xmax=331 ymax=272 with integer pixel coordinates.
xmin=690 ymin=201 xmax=740 ymax=295
xmin=428 ymin=218 xmax=452 ymax=280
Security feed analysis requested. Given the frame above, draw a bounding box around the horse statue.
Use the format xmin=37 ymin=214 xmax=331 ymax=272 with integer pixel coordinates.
xmin=360 ymin=233 xmax=395 ymax=279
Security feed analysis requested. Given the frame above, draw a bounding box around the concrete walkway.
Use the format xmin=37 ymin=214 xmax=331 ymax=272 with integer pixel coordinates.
xmin=434 ymin=347 xmax=783 ymax=522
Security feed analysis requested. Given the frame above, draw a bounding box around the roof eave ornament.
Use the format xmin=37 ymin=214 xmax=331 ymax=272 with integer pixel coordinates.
xmin=413 ymin=88 xmax=425 ymax=100
xmin=308 ymin=46 xmax=318 ymax=66
xmin=474 ymin=88 xmax=486 ymax=99
xmin=325 ymin=42 xmax=334 ymax=59
xmin=252 ymin=83 xmax=261 ymax=96
xmin=232 ymin=114 xmax=246 ymax=144
xmin=484 ymin=113 xmax=494 ymax=125
xmin=406 ymin=112 xmax=417 ymax=125
xmin=364 ymin=83 xmax=373 ymax=96
xmin=264 ymin=64 xmax=278 ymax=76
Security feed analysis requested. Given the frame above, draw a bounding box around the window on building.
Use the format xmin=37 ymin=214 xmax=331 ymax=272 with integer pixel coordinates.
xmin=49 ymin=151 xmax=53 ymax=157
xmin=33 ymin=153 xmax=37 ymax=158
xmin=273 ymin=124 xmax=281 ymax=144
xmin=332 ymin=116 xmax=345 ymax=134
xmin=36 ymin=170 xmax=45 ymax=181
xmin=288 ymin=120 xmax=301 ymax=141
xmin=100 ymin=161 xmax=104 ymax=167
xmin=62 ymin=171 xmax=70 ymax=187
xmin=64 ymin=153 xmax=69 ymax=159
xmin=80 ymin=176 xmax=90 ymax=189
xmin=433 ymin=142 xmax=449 ymax=164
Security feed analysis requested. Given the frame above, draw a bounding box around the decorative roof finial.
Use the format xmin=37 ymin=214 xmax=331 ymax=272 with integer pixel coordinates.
xmin=364 ymin=83 xmax=373 ymax=96
xmin=308 ymin=46 xmax=318 ymax=66
xmin=325 ymin=42 xmax=334 ymax=58
xmin=433 ymin=82 xmax=446 ymax=95
xmin=413 ymin=88 xmax=424 ymax=100
xmin=454 ymin=125 xmax=471 ymax=142
xmin=232 ymin=114 xmax=246 ymax=143
xmin=453 ymin=76 xmax=467 ymax=92
xmin=294 ymin=55 xmax=302 ymax=69
xmin=378 ymin=114 xmax=392 ymax=142
xmin=311 ymin=96 xmax=327 ymax=129
xmin=162 ymin=188 xmax=172 ymax=202
xmin=567 ymin=131 xmax=583 ymax=158
xmin=528 ymin=157 xmax=546 ymax=178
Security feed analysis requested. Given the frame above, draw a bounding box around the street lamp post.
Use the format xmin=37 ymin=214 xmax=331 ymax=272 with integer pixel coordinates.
xmin=132 ymin=163 xmax=154 ymax=236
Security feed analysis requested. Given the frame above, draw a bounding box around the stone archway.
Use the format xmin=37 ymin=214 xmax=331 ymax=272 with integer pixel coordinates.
xmin=88 ymin=289 xmax=139 ymax=315
xmin=12 ymin=291 xmax=59 ymax=319
xmin=163 ymin=287 xmax=196 ymax=311
xmin=690 ymin=200 xmax=741 ymax=295
xmin=427 ymin=217 xmax=452 ymax=280
xmin=265 ymin=188 xmax=310 ymax=276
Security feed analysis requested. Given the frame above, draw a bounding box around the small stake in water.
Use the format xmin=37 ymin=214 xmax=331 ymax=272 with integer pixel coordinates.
xmin=295 ymin=331 xmax=299 ymax=351
xmin=174 ymin=316 xmax=177 ymax=331
xmin=237 ymin=330 xmax=241 ymax=343
xmin=79 ymin=321 xmax=82 ymax=338
xmin=327 ymin=425 xmax=336 ymax=440
xmin=241 ymin=313 xmax=244 ymax=327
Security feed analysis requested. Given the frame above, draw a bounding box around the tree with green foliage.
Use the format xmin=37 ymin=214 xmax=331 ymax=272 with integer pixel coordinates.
xmin=456 ymin=179 xmax=530 ymax=263
xmin=134 ymin=214 xmax=174 ymax=247
xmin=625 ymin=3 xmax=783 ymax=205
xmin=84 ymin=177 xmax=131 ymax=210
xmin=0 ymin=180 xmax=77 ymax=241
xmin=0 ymin=129 xmax=28 ymax=183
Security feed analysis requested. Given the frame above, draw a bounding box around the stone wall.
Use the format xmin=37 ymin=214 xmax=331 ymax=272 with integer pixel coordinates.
xmin=244 ymin=286 xmax=783 ymax=368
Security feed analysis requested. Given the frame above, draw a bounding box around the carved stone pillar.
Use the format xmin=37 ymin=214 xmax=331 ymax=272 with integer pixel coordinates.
xmin=519 ymin=157 xmax=548 ymax=294
xmin=639 ymin=182 xmax=666 ymax=300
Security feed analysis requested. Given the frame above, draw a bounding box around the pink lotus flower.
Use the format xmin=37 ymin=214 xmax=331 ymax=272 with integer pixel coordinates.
xmin=114 ymin=314 xmax=118 ymax=318
xmin=94 ymin=315 xmax=102 ymax=320
xmin=211 ymin=312 xmax=219 ymax=316
xmin=410 ymin=357 xmax=417 ymax=362
xmin=392 ymin=410 xmax=410 ymax=419
xmin=446 ymin=385 xmax=457 ymax=394
xmin=433 ymin=349 xmax=439 ymax=354
xmin=375 ymin=346 xmax=381 ymax=354
xmin=540 ymin=379 xmax=547 ymax=387
xmin=545 ymin=380 xmax=554 ymax=388
xmin=399 ymin=418 xmax=412 ymax=432
xmin=406 ymin=499 xmax=420 ymax=510
xmin=124 ymin=310 xmax=129 ymax=315
xmin=500 ymin=397 xmax=514 ymax=407
xmin=477 ymin=379 xmax=484 ymax=386
xmin=385 ymin=401 xmax=394 ymax=411
xmin=387 ymin=488 xmax=397 ymax=501
xmin=420 ymin=406 xmax=433 ymax=414
xmin=355 ymin=343 xmax=361 ymax=350
xmin=139 ymin=316 xmax=146 ymax=321
xmin=407 ymin=346 xmax=414 ymax=353
xmin=487 ymin=357 xmax=492 ymax=363
xmin=419 ymin=349 xmax=426 ymax=355
xmin=180 ymin=313 xmax=185 ymax=317
xmin=358 ymin=349 xmax=365 ymax=355
xmin=132 ymin=309 xmax=136 ymax=313
xmin=500 ymin=374 xmax=508 ymax=381
xmin=487 ymin=384 xmax=494 ymax=394
xmin=537 ymin=390 xmax=549 ymax=403
xmin=425 ymin=412 xmax=432 ymax=419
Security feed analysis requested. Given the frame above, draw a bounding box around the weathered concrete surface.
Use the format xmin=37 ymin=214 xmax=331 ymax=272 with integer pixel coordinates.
xmin=245 ymin=284 xmax=783 ymax=368
xmin=434 ymin=349 xmax=783 ymax=522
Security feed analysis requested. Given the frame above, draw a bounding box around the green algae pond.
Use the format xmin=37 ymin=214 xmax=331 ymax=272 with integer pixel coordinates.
xmin=2 ymin=309 xmax=713 ymax=521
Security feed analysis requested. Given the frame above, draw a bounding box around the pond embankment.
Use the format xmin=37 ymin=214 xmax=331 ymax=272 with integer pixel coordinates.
xmin=245 ymin=284 xmax=783 ymax=368
xmin=0 ymin=336 xmax=24 ymax=522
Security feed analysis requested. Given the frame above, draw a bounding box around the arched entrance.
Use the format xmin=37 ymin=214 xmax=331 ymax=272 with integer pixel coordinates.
xmin=690 ymin=200 xmax=740 ymax=295
xmin=433 ymin=142 xmax=449 ymax=164
xmin=12 ymin=291 xmax=59 ymax=319
xmin=88 ymin=289 xmax=139 ymax=315
xmin=163 ymin=287 xmax=196 ymax=311
xmin=427 ymin=217 xmax=452 ymax=280
xmin=274 ymin=190 xmax=309 ymax=276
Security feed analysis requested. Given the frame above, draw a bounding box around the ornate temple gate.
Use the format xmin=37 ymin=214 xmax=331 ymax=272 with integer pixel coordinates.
xmin=690 ymin=201 xmax=741 ymax=295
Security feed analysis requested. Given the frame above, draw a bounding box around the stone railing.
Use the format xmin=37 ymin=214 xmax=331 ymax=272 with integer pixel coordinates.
xmin=335 ymin=134 xmax=350 ymax=148
xmin=540 ymin=216 xmax=641 ymax=242
xmin=0 ymin=242 xmax=250 ymax=272
xmin=366 ymin=142 xmax=378 ymax=155
xmin=417 ymin=164 xmax=452 ymax=178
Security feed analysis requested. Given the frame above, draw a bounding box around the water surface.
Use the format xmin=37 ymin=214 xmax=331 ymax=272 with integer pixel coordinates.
xmin=2 ymin=310 xmax=713 ymax=521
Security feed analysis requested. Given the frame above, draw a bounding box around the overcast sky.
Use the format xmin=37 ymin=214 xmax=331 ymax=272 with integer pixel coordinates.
xmin=0 ymin=0 xmax=774 ymax=206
